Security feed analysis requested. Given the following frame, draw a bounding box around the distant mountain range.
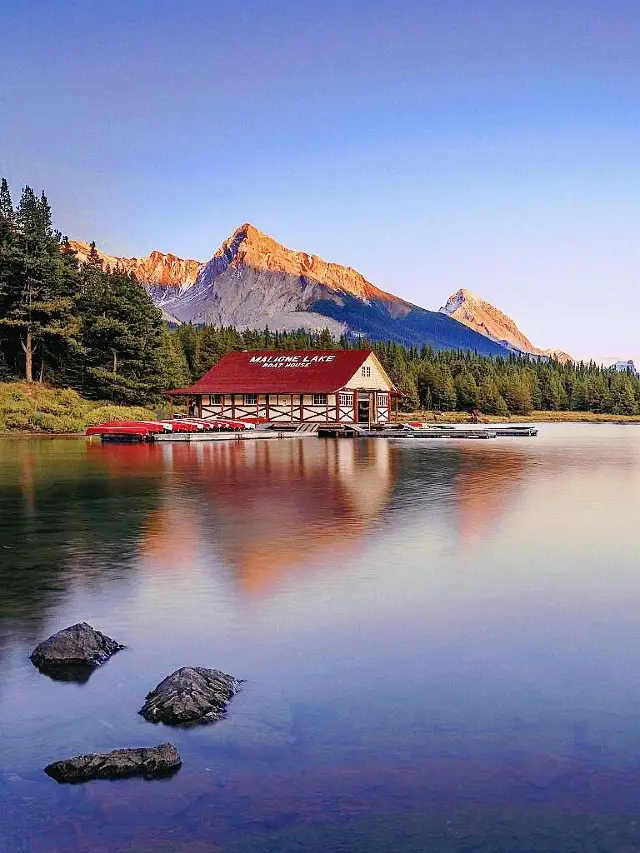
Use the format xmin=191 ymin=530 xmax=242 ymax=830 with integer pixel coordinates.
xmin=70 ymin=226 xmax=569 ymax=360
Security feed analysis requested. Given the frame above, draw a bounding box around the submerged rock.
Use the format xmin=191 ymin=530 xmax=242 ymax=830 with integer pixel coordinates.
xmin=139 ymin=666 xmax=241 ymax=725
xmin=29 ymin=622 xmax=124 ymax=679
xmin=44 ymin=743 xmax=181 ymax=783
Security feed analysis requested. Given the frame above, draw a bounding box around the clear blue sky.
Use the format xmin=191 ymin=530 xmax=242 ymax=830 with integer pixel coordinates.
xmin=2 ymin=0 xmax=639 ymax=362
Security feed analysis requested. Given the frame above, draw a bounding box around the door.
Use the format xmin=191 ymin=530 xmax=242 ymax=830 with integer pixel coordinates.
xmin=357 ymin=396 xmax=370 ymax=424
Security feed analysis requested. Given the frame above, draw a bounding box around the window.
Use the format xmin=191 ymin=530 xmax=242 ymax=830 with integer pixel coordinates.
xmin=362 ymin=365 xmax=371 ymax=378
xmin=377 ymin=393 xmax=388 ymax=407
xmin=339 ymin=393 xmax=353 ymax=407
xmin=312 ymin=394 xmax=327 ymax=406
xmin=209 ymin=394 xmax=222 ymax=405
xmin=244 ymin=394 xmax=257 ymax=405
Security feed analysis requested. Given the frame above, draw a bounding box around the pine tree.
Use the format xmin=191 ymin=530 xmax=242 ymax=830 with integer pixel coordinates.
xmin=0 ymin=178 xmax=13 ymax=239
xmin=610 ymin=372 xmax=638 ymax=415
xmin=86 ymin=241 xmax=103 ymax=268
xmin=160 ymin=328 xmax=191 ymax=390
xmin=0 ymin=186 xmax=80 ymax=381
xmin=76 ymin=267 xmax=166 ymax=403
xmin=454 ymin=370 xmax=479 ymax=411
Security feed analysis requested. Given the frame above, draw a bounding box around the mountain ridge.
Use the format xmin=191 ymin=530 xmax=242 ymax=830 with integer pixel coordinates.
xmin=70 ymin=226 xmax=563 ymax=359
xmin=68 ymin=240 xmax=202 ymax=288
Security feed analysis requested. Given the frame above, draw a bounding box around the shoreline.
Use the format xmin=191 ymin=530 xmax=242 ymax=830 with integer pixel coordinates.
xmin=397 ymin=411 xmax=640 ymax=425
xmin=1 ymin=410 xmax=640 ymax=438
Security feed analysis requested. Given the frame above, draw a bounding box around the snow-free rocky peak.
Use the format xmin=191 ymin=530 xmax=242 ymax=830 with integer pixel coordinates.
xmin=69 ymin=240 xmax=202 ymax=287
xmin=441 ymin=288 xmax=572 ymax=362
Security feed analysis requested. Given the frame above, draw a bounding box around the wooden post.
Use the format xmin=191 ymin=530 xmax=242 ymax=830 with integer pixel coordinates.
xmin=265 ymin=394 xmax=270 ymax=422
xmin=231 ymin=394 xmax=236 ymax=419
xmin=299 ymin=394 xmax=303 ymax=422
xmin=336 ymin=391 xmax=340 ymax=423
xmin=197 ymin=396 xmax=202 ymax=418
xmin=353 ymin=390 xmax=358 ymax=425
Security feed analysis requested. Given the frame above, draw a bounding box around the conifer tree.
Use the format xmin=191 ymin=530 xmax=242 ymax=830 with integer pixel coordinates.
xmin=76 ymin=267 xmax=165 ymax=403
xmin=0 ymin=185 xmax=79 ymax=381
xmin=86 ymin=241 xmax=103 ymax=268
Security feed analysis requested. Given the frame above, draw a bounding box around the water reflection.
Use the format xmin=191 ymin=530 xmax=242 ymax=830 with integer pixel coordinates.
xmin=2 ymin=428 xmax=640 ymax=852
xmin=144 ymin=440 xmax=394 ymax=594
xmin=0 ymin=441 xmax=164 ymax=645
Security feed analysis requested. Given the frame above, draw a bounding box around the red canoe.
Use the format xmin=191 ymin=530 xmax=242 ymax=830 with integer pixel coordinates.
xmin=97 ymin=420 xmax=170 ymax=434
xmin=86 ymin=424 xmax=151 ymax=437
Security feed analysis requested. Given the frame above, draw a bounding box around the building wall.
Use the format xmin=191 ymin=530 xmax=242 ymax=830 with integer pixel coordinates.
xmin=343 ymin=352 xmax=393 ymax=391
xmin=200 ymin=393 xmax=359 ymax=423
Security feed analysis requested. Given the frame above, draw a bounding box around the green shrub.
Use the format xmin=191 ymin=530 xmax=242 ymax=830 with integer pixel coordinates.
xmin=86 ymin=404 xmax=157 ymax=426
xmin=3 ymin=409 xmax=34 ymax=430
xmin=0 ymin=382 xmax=159 ymax=433
xmin=30 ymin=411 xmax=86 ymax=433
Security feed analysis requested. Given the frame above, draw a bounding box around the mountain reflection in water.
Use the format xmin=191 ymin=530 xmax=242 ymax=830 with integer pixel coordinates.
xmin=1 ymin=427 xmax=640 ymax=852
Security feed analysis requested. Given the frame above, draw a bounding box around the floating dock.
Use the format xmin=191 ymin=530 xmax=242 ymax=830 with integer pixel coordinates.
xmin=316 ymin=423 xmax=537 ymax=440
xmin=153 ymin=430 xmax=301 ymax=442
xmin=90 ymin=422 xmax=538 ymax=444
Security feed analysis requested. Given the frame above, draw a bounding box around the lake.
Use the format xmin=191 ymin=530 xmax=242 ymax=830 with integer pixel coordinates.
xmin=1 ymin=426 xmax=640 ymax=852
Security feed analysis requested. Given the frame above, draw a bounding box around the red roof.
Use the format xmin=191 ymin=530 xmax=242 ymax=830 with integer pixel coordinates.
xmin=168 ymin=349 xmax=386 ymax=395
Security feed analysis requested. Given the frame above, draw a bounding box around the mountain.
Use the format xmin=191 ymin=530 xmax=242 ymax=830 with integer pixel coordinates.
xmin=440 ymin=288 xmax=572 ymax=363
xmin=139 ymin=224 xmax=511 ymax=355
xmin=71 ymin=226 xmax=561 ymax=358
xmin=68 ymin=240 xmax=201 ymax=288
xmin=599 ymin=358 xmax=638 ymax=374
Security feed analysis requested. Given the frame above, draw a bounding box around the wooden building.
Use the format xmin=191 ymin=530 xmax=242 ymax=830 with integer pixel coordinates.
xmin=168 ymin=349 xmax=399 ymax=425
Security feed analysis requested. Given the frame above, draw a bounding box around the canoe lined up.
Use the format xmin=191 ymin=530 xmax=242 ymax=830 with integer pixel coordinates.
xmin=86 ymin=418 xmax=255 ymax=442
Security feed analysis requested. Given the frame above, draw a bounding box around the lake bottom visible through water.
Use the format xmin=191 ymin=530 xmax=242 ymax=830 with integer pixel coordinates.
xmin=1 ymin=425 xmax=640 ymax=851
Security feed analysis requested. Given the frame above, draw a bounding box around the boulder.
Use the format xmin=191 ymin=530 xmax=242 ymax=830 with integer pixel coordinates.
xmin=44 ymin=743 xmax=181 ymax=783
xmin=29 ymin=622 xmax=124 ymax=679
xmin=139 ymin=666 xmax=241 ymax=725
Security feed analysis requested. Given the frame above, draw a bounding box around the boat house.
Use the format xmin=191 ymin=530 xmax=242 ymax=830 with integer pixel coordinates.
xmin=168 ymin=349 xmax=398 ymax=425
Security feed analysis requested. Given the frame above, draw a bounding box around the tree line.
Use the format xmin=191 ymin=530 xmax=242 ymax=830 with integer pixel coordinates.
xmin=1 ymin=176 xmax=638 ymax=415
xmin=0 ymin=178 xmax=189 ymax=403
xmin=174 ymin=325 xmax=640 ymax=416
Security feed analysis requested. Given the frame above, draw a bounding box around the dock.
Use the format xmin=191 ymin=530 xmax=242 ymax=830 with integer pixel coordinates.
xmin=92 ymin=422 xmax=538 ymax=444
xmin=316 ymin=423 xmax=537 ymax=440
xmin=152 ymin=430 xmax=301 ymax=442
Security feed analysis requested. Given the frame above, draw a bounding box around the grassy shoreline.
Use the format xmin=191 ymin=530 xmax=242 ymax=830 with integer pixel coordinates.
xmin=0 ymin=382 xmax=160 ymax=434
xmin=1 ymin=379 xmax=639 ymax=434
xmin=398 ymin=410 xmax=640 ymax=424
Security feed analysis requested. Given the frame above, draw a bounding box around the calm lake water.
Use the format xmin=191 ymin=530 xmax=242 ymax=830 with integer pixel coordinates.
xmin=2 ymin=426 xmax=640 ymax=852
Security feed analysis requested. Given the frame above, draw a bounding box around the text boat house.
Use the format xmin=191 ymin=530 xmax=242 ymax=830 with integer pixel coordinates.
xmin=168 ymin=349 xmax=398 ymax=425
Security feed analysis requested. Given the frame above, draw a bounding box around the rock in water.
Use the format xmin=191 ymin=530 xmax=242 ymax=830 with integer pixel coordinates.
xmin=29 ymin=622 xmax=124 ymax=678
xmin=139 ymin=666 xmax=241 ymax=725
xmin=44 ymin=743 xmax=181 ymax=783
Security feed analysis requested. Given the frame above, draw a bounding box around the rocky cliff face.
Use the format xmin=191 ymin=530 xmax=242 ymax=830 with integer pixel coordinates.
xmin=68 ymin=241 xmax=202 ymax=288
xmin=440 ymin=289 xmax=572 ymax=362
xmin=154 ymin=224 xmax=411 ymax=332
xmin=149 ymin=224 xmax=511 ymax=355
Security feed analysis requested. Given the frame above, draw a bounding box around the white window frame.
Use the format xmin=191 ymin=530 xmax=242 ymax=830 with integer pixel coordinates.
xmin=244 ymin=393 xmax=257 ymax=405
xmin=209 ymin=394 xmax=222 ymax=405
xmin=362 ymin=365 xmax=371 ymax=378
xmin=312 ymin=393 xmax=327 ymax=406
xmin=376 ymin=393 xmax=388 ymax=406
xmin=339 ymin=392 xmax=353 ymax=407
